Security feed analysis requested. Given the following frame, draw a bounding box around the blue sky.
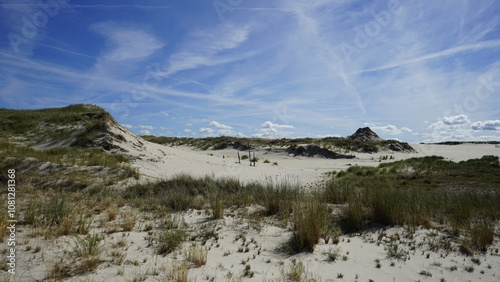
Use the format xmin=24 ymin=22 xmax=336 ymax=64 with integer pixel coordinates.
xmin=1 ymin=0 xmax=499 ymax=142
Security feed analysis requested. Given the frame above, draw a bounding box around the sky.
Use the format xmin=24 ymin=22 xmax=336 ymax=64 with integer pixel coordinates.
xmin=0 ymin=0 xmax=499 ymax=142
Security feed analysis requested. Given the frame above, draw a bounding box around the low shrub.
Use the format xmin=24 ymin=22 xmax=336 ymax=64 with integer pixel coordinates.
xmin=156 ymin=229 xmax=187 ymax=255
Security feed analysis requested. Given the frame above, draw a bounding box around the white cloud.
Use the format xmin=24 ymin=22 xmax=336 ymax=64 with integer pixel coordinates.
xmin=199 ymin=128 xmax=215 ymax=134
xmin=253 ymin=121 xmax=294 ymax=138
xmin=209 ymin=121 xmax=233 ymax=130
xmin=140 ymin=129 xmax=151 ymax=135
xmin=122 ymin=123 xmax=133 ymax=129
xmin=2 ymin=1 xmax=499 ymax=145
xmin=183 ymin=128 xmax=196 ymax=136
xmin=138 ymin=125 xmax=154 ymax=130
xmin=442 ymin=114 xmax=471 ymax=125
xmin=423 ymin=115 xmax=474 ymax=142
xmin=401 ymin=127 xmax=413 ymax=133
xmin=429 ymin=114 xmax=471 ymax=131
xmin=262 ymin=121 xmax=294 ymax=129
xmin=369 ymin=124 xmax=414 ymax=135
xmin=371 ymin=124 xmax=400 ymax=135
xmin=422 ymin=115 xmax=500 ymax=142
xmin=471 ymin=120 xmax=500 ymax=131
xmin=90 ymin=22 xmax=164 ymax=61
xmin=199 ymin=121 xmax=244 ymax=137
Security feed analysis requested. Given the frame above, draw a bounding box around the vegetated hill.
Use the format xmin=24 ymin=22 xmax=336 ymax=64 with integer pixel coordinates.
xmin=143 ymin=127 xmax=416 ymax=154
xmin=286 ymin=144 xmax=355 ymax=159
xmin=328 ymin=155 xmax=500 ymax=232
xmin=0 ymin=104 xmax=144 ymax=155
xmin=0 ymin=105 xmax=144 ymax=189
xmin=347 ymin=127 xmax=382 ymax=142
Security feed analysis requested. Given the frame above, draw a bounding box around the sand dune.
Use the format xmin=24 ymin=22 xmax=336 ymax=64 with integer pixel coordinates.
xmin=4 ymin=119 xmax=500 ymax=282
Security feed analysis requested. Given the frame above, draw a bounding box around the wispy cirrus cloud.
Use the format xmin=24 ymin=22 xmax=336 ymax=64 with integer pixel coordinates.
xmin=71 ymin=4 xmax=172 ymax=10
xmin=90 ymin=22 xmax=164 ymax=62
xmin=1 ymin=1 xmax=498 ymax=142
xmin=165 ymin=22 xmax=254 ymax=75
xmin=356 ymin=40 xmax=500 ymax=75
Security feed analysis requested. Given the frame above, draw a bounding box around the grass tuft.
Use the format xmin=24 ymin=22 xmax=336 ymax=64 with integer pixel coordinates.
xmin=186 ymin=244 xmax=208 ymax=267
xmin=287 ymin=194 xmax=329 ymax=253
xmin=155 ymin=229 xmax=187 ymax=255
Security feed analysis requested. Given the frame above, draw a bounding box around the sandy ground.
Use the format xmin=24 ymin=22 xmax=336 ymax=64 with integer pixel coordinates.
xmin=130 ymin=139 xmax=500 ymax=188
xmin=8 ymin=207 xmax=500 ymax=282
xmin=5 ymin=125 xmax=500 ymax=281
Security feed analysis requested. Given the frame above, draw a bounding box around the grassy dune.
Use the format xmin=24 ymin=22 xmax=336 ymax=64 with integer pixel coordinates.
xmin=0 ymin=104 xmax=125 ymax=150
xmin=2 ymin=154 xmax=498 ymax=251
xmin=326 ymin=155 xmax=500 ymax=252
xmin=0 ymin=151 xmax=498 ymax=280
xmin=0 ymin=105 xmax=498 ymax=280
xmin=142 ymin=135 xmax=411 ymax=153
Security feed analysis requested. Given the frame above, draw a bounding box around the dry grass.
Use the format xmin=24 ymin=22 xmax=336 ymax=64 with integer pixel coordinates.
xmin=281 ymin=259 xmax=320 ymax=282
xmin=45 ymin=260 xmax=72 ymax=281
xmin=465 ymin=220 xmax=495 ymax=253
xmin=0 ymin=210 xmax=9 ymax=242
xmin=75 ymin=257 xmax=102 ymax=274
xmin=122 ymin=211 xmax=137 ymax=232
xmin=170 ymin=261 xmax=192 ymax=282
xmin=186 ymin=244 xmax=208 ymax=267
xmin=107 ymin=205 xmax=118 ymax=221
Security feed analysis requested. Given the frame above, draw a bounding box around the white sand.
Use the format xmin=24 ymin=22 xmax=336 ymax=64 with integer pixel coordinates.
xmin=128 ymin=137 xmax=500 ymax=188
xmin=6 ymin=125 xmax=500 ymax=281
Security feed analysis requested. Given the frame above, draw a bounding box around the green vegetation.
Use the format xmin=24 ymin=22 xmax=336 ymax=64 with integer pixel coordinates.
xmin=0 ymin=104 xmax=138 ymax=180
xmin=325 ymin=155 xmax=500 ymax=252
xmin=0 ymin=104 xmax=105 ymax=134
xmin=287 ymin=194 xmax=331 ymax=252
xmin=0 ymin=141 xmax=133 ymax=171
xmin=73 ymin=233 xmax=104 ymax=257
xmin=1 ymin=133 xmax=498 ymax=258
xmin=154 ymin=229 xmax=188 ymax=255
xmin=0 ymin=104 xmax=115 ymax=148
xmin=124 ymin=174 xmax=301 ymax=217
xmin=142 ymin=135 xmax=412 ymax=153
